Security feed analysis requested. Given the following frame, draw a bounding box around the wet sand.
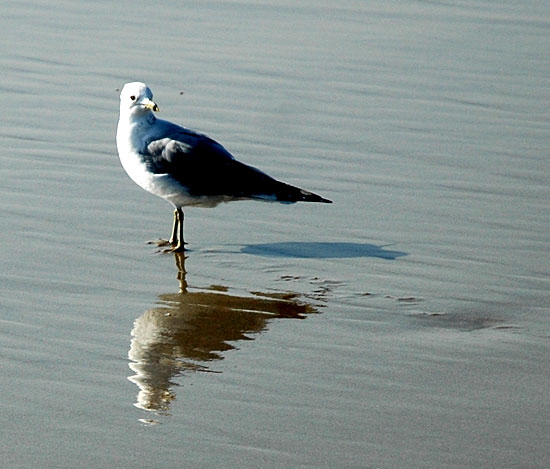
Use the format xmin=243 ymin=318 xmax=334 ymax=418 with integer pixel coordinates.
xmin=1 ymin=1 xmax=549 ymax=468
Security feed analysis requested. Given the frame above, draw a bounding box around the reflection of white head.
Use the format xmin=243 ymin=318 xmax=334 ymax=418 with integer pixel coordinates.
xmin=128 ymin=309 xmax=204 ymax=413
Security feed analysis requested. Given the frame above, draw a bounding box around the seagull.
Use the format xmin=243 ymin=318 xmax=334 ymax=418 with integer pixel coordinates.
xmin=116 ymin=82 xmax=332 ymax=252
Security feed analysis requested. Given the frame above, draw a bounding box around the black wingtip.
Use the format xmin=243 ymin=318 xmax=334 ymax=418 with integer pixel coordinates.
xmin=311 ymin=195 xmax=332 ymax=204
xmin=299 ymin=190 xmax=332 ymax=204
xmin=266 ymin=180 xmax=332 ymax=204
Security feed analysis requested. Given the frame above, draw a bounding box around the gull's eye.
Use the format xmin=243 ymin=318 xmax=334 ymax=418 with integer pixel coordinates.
xmin=130 ymin=95 xmax=136 ymax=101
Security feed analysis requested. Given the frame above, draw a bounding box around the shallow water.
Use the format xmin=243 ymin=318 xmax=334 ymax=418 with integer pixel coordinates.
xmin=1 ymin=1 xmax=549 ymax=468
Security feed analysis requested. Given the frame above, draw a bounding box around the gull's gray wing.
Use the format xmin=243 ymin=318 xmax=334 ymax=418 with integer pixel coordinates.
xmin=144 ymin=126 xmax=331 ymax=203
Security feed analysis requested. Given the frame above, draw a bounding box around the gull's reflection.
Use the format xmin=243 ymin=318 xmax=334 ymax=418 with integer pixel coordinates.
xmin=128 ymin=253 xmax=318 ymax=415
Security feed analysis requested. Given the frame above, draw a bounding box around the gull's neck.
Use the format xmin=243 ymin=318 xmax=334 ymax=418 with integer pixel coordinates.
xmin=125 ymin=109 xmax=156 ymax=128
xmin=117 ymin=109 xmax=157 ymax=153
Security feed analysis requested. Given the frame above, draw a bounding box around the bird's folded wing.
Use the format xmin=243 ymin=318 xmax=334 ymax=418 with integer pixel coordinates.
xmin=145 ymin=132 xmax=285 ymax=199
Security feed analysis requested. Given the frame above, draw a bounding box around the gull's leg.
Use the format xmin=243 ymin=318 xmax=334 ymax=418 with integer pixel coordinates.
xmin=171 ymin=208 xmax=186 ymax=252
xmin=169 ymin=209 xmax=179 ymax=246
xmin=149 ymin=209 xmax=180 ymax=248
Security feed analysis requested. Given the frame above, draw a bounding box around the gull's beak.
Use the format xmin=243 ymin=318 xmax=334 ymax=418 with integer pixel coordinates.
xmin=141 ymin=98 xmax=159 ymax=112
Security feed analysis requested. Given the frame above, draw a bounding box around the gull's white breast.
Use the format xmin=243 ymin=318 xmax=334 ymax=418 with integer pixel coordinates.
xmin=116 ymin=119 xmax=225 ymax=208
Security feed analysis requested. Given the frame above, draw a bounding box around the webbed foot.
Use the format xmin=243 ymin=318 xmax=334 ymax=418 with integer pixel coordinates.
xmin=162 ymin=243 xmax=187 ymax=253
xmin=148 ymin=239 xmax=173 ymax=247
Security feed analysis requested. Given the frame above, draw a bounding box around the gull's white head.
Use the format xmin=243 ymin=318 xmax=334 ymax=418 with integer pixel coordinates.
xmin=119 ymin=82 xmax=159 ymax=117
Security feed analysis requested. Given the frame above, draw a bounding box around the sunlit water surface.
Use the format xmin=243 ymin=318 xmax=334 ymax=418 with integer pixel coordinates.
xmin=1 ymin=1 xmax=548 ymax=468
